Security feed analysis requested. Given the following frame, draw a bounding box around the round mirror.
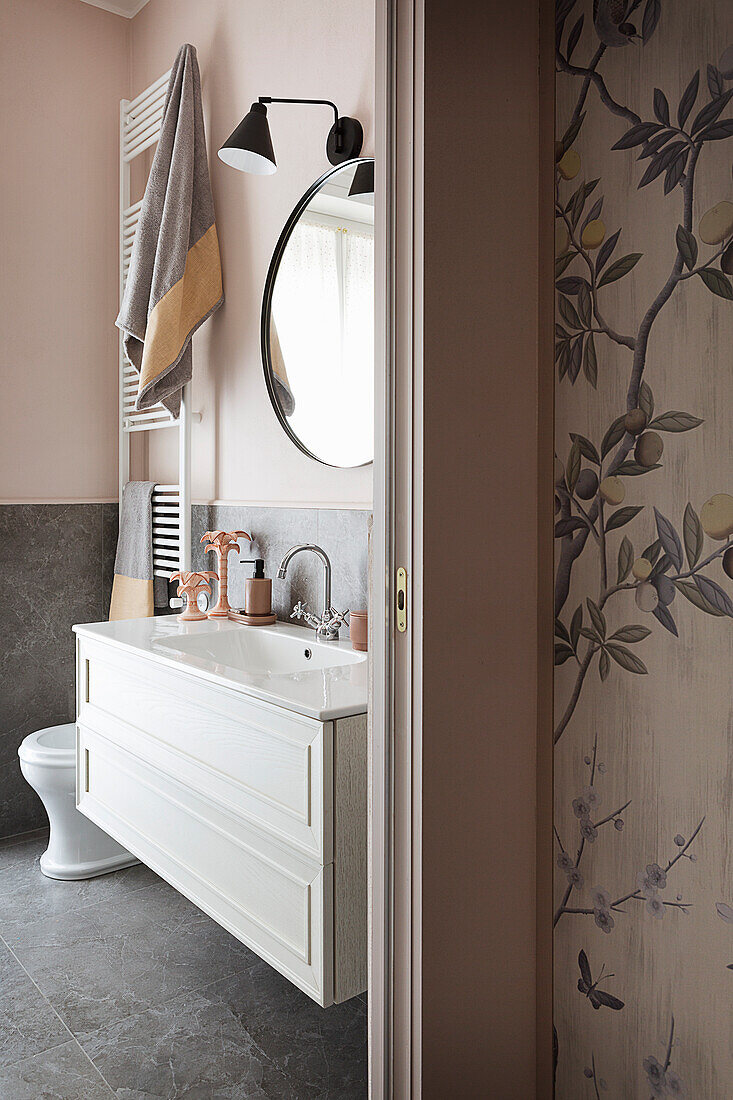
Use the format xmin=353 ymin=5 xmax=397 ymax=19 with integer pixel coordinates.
xmin=261 ymin=158 xmax=374 ymax=467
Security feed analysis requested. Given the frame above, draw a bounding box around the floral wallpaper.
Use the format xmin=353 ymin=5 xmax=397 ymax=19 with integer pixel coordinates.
xmin=554 ymin=1 xmax=733 ymax=1095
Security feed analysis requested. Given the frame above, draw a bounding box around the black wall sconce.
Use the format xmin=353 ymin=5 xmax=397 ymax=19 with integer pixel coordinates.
xmin=348 ymin=159 xmax=374 ymax=197
xmin=218 ymin=97 xmax=363 ymax=175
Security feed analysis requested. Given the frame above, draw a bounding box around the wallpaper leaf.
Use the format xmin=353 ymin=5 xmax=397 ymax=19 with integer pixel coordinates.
xmin=693 ymin=574 xmax=733 ymax=616
xmin=699 ymin=267 xmax=733 ymax=299
xmin=567 ymin=440 xmax=582 ymax=492
xmin=606 ymin=505 xmax=644 ymax=531
xmin=595 ymin=227 xmax=621 ymax=272
xmin=615 ymin=460 xmax=662 ymax=475
xmin=654 ymin=507 xmax=683 ymax=571
xmin=653 ymin=87 xmax=670 ymax=125
xmin=649 ymin=410 xmax=703 ymax=432
xmin=570 ymin=604 xmax=583 ymax=649
xmin=663 ymin=149 xmax=688 ymax=194
xmin=637 ymin=141 xmax=687 ymax=188
xmin=583 ymin=334 xmax=598 ymax=387
xmin=609 ymin=624 xmax=652 ymax=642
xmin=691 ymin=88 xmax=733 ymax=135
xmin=639 ymin=381 xmax=655 ymax=420
xmin=596 ymin=252 xmax=642 ymax=286
xmin=617 ymin=536 xmax=634 ymax=582
xmin=586 ymin=597 xmax=607 ymax=639
xmin=567 ymin=14 xmax=584 ymax=60
xmin=557 ymin=109 xmax=586 ymax=158
xmin=612 ymin=121 xmax=662 ymax=149
xmin=605 ymin=643 xmax=648 ymax=674
xmin=570 ymin=432 xmax=601 ymax=464
xmin=556 ymin=275 xmax=590 ymax=294
xmin=652 ymin=602 xmax=679 ymax=636
xmin=642 ymin=0 xmax=661 ymax=43
xmin=674 ymin=578 xmax=726 ymax=616
xmin=700 ymin=118 xmax=733 ymax=139
xmin=556 ymin=517 xmax=588 ymax=537
xmin=556 ymin=251 xmax=577 ymax=277
xmin=676 ymin=224 xmax=698 ymax=270
xmin=707 ymin=63 xmax=724 ymax=98
xmin=601 ymin=415 xmax=627 ymax=457
xmin=683 ymin=502 xmax=704 ymax=568
xmin=558 ymin=293 xmax=583 ymax=329
xmin=638 ymin=129 xmax=677 ymax=159
xmin=556 ymin=642 xmax=575 ymax=665
xmin=677 ymin=69 xmax=700 ymax=128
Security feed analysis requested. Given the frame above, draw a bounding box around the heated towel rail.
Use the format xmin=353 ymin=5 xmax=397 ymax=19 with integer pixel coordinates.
xmin=119 ymin=69 xmax=194 ymax=578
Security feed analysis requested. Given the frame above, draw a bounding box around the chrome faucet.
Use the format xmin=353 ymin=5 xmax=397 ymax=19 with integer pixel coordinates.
xmin=277 ymin=544 xmax=348 ymax=639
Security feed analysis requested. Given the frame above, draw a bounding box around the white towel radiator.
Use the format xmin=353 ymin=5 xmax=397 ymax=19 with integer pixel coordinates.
xmin=119 ymin=69 xmax=196 ymax=578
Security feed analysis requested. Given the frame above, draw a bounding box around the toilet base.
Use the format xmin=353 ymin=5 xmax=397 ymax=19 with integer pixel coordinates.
xmin=19 ymin=723 xmax=139 ymax=881
xmin=39 ymin=848 xmax=139 ymax=881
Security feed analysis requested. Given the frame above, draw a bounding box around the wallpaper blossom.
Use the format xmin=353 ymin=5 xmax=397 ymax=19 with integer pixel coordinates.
xmin=555 ymin=1 xmax=733 ymax=1094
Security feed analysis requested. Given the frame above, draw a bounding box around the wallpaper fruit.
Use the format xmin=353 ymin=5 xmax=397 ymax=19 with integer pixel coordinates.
xmin=555 ymin=0 xmax=733 ymax=1095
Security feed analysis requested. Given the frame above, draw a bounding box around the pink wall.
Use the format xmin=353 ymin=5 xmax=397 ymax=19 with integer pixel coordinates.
xmin=1 ymin=0 xmax=373 ymax=507
xmin=0 ymin=0 xmax=127 ymax=502
xmin=129 ymin=0 xmax=375 ymax=506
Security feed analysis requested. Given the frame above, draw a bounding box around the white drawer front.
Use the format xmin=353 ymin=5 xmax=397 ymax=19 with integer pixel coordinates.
xmin=77 ymin=638 xmax=332 ymax=861
xmin=77 ymin=723 xmax=334 ymax=1006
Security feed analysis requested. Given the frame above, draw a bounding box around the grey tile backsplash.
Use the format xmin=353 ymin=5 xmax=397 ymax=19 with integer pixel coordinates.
xmin=0 ymin=502 xmax=370 ymax=838
xmin=191 ymin=505 xmax=370 ymax=628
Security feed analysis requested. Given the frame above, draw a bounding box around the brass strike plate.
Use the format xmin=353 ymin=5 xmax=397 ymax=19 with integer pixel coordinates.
xmin=396 ymin=567 xmax=407 ymax=632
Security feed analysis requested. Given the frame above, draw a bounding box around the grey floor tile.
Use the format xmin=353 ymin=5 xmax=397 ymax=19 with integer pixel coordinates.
xmin=0 ymin=832 xmax=367 ymax=1097
xmin=0 ymin=1039 xmax=113 ymax=1099
xmin=0 ymin=940 xmax=70 ymax=1068
xmin=0 ymin=827 xmax=48 ymax=850
xmin=77 ymin=985 xmax=304 ymax=1099
xmin=192 ymin=963 xmax=368 ymax=1098
xmin=0 ymin=832 xmax=158 ymax=928
xmin=5 ymin=880 xmax=256 ymax=1034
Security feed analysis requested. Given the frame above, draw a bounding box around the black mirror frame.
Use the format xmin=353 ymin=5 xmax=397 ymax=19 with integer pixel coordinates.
xmin=260 ymin=157 xmax=375 ymax=468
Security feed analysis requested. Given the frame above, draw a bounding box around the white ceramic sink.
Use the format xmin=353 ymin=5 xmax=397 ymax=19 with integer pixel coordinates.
xmin=73 ymin=617 xmax=367 ymax=720
xmin=154 ymin=623 xmax=364 ymax=676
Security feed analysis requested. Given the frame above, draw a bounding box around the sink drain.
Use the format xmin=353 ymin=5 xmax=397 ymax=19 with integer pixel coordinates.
xmin=304 ymin=648 xmax=312 ymax=660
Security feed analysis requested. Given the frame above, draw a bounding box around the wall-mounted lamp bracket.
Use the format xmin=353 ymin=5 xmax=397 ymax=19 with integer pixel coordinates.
xmin=258 ymin=96 xmax=363 ymax=165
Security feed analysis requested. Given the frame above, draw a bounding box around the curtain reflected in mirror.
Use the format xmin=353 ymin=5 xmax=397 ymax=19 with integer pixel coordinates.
xmin=262 ymin=160 xmax=374 ymax=467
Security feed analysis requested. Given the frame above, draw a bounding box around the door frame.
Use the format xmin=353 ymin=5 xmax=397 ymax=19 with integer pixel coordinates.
xmin=370 ymin=0 xmax=424 ymax=1096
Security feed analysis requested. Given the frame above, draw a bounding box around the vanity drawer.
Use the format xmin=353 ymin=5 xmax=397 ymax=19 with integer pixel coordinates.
xmin=77 ymin=722 xmax=334 ymax=1006
xmin=77 ymin=638 xmax=331 ymax=860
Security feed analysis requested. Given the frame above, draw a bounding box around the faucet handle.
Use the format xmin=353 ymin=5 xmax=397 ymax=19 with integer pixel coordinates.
xmin=327 ymin=608 xmax=350 ymax=631
xmin=291 ymin=601 xmax=321 ymax=630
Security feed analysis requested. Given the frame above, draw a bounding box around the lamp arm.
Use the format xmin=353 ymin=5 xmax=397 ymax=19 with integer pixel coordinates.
xmin=258 ymin=97 xmax=341 ymax=142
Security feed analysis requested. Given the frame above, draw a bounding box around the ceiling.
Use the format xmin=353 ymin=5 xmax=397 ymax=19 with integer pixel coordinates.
xmin=79 ymin=0 xmax=151 ymax=17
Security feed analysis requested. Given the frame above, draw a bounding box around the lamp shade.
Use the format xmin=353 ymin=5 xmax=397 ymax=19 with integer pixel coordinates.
xmin=348 ymin=160 xmax=374 ymax=197
xmin=218 ymin=102 xmax=277 ymax=175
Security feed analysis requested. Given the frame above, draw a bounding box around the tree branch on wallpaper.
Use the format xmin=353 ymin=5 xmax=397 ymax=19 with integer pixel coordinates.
xmin=552 ymin=734 xmax=701 ymax=930
xmin=582 ymin=1053 xmax=608 ymax=1098
xmin=553 ymin=7 xmax=733 ymax=748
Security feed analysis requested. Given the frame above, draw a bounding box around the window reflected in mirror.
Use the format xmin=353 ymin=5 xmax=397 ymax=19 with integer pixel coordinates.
xmin=263 ymin=160 xmax=374 ymax=467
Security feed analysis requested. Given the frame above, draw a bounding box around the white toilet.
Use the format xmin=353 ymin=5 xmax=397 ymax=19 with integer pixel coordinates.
xmin=18 ymin=723 xmax=138 ymax=880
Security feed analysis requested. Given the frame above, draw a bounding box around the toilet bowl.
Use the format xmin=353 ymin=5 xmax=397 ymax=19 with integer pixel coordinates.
xmin=18 ymin=723 xmax=138 ymax=880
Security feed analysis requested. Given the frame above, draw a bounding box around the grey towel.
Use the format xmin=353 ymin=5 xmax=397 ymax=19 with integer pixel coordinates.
xmin=109 ymin=482 xmax=167 ymax=620
xmin=116 ymin=44 xmax=223 ymax=418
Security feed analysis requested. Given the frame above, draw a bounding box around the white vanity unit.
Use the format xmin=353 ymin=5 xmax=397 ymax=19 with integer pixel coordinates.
xmin=72 ymin=617 xmax=367 ymax=1007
